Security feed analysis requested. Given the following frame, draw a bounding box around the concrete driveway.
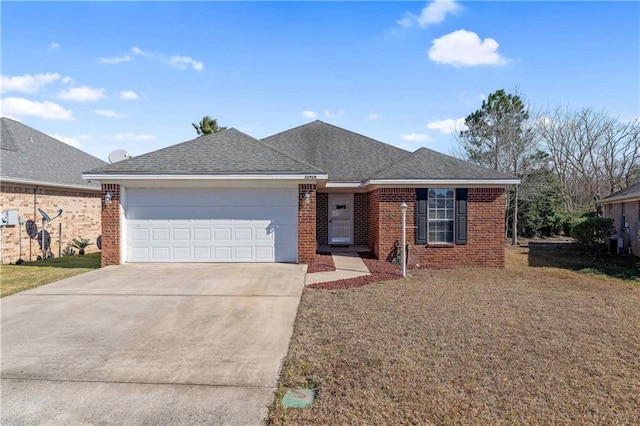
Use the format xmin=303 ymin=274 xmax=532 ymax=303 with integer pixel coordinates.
xmin=1 ymin=263 xmax=306 ymax=425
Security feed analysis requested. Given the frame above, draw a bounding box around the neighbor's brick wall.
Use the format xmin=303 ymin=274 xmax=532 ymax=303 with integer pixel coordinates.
xmin=101 ymin=184 xmax=121 ymax=267
xmin=0 ymin=184 xmax=101 ymax=263
xmin=368 ymin=187 xmax=506 ymax=268
xmin=354 ymin=193 xmax=368 ymax=246
xmin=605 ymin=200 xmax=640 ymax=256
xmin=298 ymin=184 xmax=317 ymax=263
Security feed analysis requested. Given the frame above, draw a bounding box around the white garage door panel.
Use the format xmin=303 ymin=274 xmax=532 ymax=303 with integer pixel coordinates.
xmin=125 ymin=188 xmax=297 ymax=263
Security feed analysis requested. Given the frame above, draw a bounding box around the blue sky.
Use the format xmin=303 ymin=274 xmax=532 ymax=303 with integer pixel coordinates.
xmin=1 ymin=1 xmax=638 ymax=162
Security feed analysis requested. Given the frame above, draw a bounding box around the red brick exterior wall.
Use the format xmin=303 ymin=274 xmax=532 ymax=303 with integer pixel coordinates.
xmin=298 ymin=184 xmax=317 ymax=263
xmin=0 ymin=184 xmax=101 ymax=263
xmin=354 ymin=193 xmax=368 ymax=245
xmin=101 ymin=184 xmax=121 ymax=267
xmin=316 ymin=192 xmax=328 ymax=245
xmin=368 ymin=187 xmax=506 ymax=268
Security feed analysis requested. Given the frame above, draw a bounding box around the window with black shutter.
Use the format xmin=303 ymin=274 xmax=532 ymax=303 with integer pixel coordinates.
xmin=415 ymin=188 xmax=468 ymax=245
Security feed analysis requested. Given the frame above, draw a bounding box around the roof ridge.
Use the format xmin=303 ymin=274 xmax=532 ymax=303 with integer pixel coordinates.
xmin=257 ymin=139 xmax=327 ymax=174
xmin=262 ymin=120 xmax=410 ymax=155
xmin=0 ymin=117 xmax=19 ymax=151
xmin=1 ymin=116 xmax=106 ymax=162
xmin=365 ymin=149 xmax=418 ymax=181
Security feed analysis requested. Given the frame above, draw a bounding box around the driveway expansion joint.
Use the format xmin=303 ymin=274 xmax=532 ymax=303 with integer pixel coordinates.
xmin=2 ymin=377 xmax=276 ymax=389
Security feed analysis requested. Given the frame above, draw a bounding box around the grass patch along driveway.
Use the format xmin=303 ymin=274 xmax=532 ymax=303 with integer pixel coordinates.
xmin=1 ymin=253 xmax=101 ymax=297
xmin=269 ymin=245 xmax=640 ymax=425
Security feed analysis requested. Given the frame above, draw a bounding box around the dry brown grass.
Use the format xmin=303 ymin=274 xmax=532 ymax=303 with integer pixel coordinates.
xmin=269 ymin=245 xmax=640 ymax=425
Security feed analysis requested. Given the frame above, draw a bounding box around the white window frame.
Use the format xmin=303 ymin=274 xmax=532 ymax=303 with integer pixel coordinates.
xmin=427 ymin=188 xmax=455 ymax=244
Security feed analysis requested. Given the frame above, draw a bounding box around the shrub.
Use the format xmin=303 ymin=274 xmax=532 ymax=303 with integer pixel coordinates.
xmin=570 ymin=216 xmax=614 ymax=254
xmin=71 ymin=237 xmax=93 ymax=255
xmin=62 ymin=245 xmax=76 ymax=257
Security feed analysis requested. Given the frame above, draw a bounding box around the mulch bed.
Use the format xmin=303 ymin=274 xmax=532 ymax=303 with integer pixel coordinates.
xmin=305 ymin=252 xmax=336 ymax=273
xmin=309 ymin=252 xmax=411 ymax=290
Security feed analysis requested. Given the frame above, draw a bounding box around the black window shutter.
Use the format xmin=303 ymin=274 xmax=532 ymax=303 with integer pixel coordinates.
xmin=416 ymin=189 xmax=428 ymax=244
xmin=456 ymin=188 xmax=468 ymax=245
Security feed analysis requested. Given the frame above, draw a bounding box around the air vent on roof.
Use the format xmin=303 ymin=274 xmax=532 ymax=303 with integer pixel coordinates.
xmin=108 ymin=149 xmax=133 ymax=163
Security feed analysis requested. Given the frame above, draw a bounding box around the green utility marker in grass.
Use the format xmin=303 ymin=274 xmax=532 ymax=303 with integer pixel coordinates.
xmin=282 ymin=388 xmax=315 ymax=408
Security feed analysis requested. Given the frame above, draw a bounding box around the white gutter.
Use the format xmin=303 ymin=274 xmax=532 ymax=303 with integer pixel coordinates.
xmin=366 ymin=178 xmax=521 ymax=186
xmin=325 ymin=181 xmax=364 ymax=188
xmin=82 ymin=173 xmax=329 ymax=181
xmin=0 ymin=177 xmax=101 ymax=192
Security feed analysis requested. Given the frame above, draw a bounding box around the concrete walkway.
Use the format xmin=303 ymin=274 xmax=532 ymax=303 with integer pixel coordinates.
xmin=305 ymin=252 xmax=370 ymax=285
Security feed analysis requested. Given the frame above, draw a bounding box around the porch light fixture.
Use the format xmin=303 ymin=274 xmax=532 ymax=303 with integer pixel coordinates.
xmin=400 ymin=201 xmax=407 ymax=278
xmin=304 ymin=191 xmax=311 ymax=204
xmin=104 ymin=191 xmax=113 ymax=205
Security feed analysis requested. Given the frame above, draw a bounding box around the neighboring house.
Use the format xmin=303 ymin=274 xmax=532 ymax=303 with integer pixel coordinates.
xmin=0 ymin=117 xmax=106 ymax=263
xmin=84 ymin=121 xmax=518 ymax=268
xmin=601 ymin=181 xmax=640 ymax=257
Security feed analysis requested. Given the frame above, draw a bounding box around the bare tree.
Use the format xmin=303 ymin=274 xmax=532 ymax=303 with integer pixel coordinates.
xmin=537 ymin=107 xmax=640 ymax=213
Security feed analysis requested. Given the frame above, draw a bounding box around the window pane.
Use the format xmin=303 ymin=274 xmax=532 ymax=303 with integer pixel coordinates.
xmin=427 ymin=188 xmax=455 ymax=243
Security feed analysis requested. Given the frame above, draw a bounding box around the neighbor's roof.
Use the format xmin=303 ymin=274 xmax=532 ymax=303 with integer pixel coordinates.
xmin=600 ymin=181 xmax=640 ymax=203
xmin=262 ymin=120 xmax=409 ymax=182
xmin=0 ymin=117 xmax=105 ymax=190
xmin=85 ymin=128 xmax=325 ymax=176
xmin=368 ymin=147 xmax=518 ymax=182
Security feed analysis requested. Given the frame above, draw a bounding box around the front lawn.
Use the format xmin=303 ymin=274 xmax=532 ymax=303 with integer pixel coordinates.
xmin=1 ymin=253 xmax=101 ymax=297
xmin=269 ymin=245 xmax=640 ymax=425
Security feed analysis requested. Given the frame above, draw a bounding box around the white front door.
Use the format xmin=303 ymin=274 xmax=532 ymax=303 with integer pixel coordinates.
xmin=328 ymin=193 xmax=353 ymax=245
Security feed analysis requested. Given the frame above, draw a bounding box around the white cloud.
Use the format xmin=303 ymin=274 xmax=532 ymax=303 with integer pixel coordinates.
xmin=49 ymin=134 xmax=81 ymax=148
xmin=95 ymin=109 xmax=126 ymax=118
xmin=402 ymin=133 xmax=433 ymax=143
xmin=132 ymin=46 xmax=151 ymax=57
xmin=427 ymin=118 xmax=467 ymax=134
xmin=1 ymin=73 xmax=61 ymax=94
xmin=115 ymin=132 xmax=156 ymax=141
xmin=169 ymin=56 xmax=204 ymax=72
xmin=324 ymin=109 xmax=344 ymax=119
xmin=49 ymin=42 xmax=59 ymax=50
xmin=398 ymin=0 xmax=462 ymax=28
xmin=369 ymin=113 xmax=381 ymax=121
xmin=100 ymin=55 xmax=132 ymax=64
xmin=57 ymin=86 xmax=106 ymax=101
xmin=429 ymin=29 xmax=508 ymax=67
xmin=61 ymin=76 xmax=74 ymax=84
xmin=302 ymin=110 xmax=318 ymax=119
xmin=119 ymin=90 xmax=139 ymax=100
xmin=1 ymin=97 xmax=73 ymax=120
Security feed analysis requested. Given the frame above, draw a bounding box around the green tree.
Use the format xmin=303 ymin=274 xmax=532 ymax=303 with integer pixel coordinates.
xmin=192 ymin=116 xmax=227 ymax=136
xmin=457 ymin=89 xmax=546 ymax=244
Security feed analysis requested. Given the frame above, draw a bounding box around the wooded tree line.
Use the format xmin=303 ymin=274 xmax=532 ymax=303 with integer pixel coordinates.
xmin=456 ymin=89 xmax=640 ymax=242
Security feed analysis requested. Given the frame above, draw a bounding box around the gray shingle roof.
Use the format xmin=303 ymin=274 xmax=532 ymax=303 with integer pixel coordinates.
xmin=369 ymin=147 xmax=517 ymax=181
xmin=0 ymin=117 xmax=106 ymax=189
xmin=601 ymin=181 xmax=640 ymax=202
xmin=261 ymin=120 xmax=409 ymax=182
xmin=86 ymin=128 xmax=324 ymax=175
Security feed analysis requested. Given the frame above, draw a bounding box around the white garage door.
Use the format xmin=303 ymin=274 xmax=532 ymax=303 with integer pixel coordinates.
xmin=125 ymin=188 xmax=298 ymax=263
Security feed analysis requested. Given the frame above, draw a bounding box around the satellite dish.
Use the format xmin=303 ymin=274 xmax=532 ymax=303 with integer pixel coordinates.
xmin=38 ymin=208 xmax=51 ymax=222
xmin=96 ymin=235 xmax=102 ymax=250
xmin=108 ymin=149 xmax=133 ymax=164
xmin=26 ymin=220 xmax=38 ymax=239
xmin=36 ymin=230 xmax=51 ymax=250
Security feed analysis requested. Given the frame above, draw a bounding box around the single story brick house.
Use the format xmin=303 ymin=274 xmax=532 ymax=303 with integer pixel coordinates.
xmin=84 ymin=121 xmax=518 ymax=268
xmin=601 ymin=181 xmax=640 ymax=256
xmin=0 ymin=117 xmax=106 ymax=263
